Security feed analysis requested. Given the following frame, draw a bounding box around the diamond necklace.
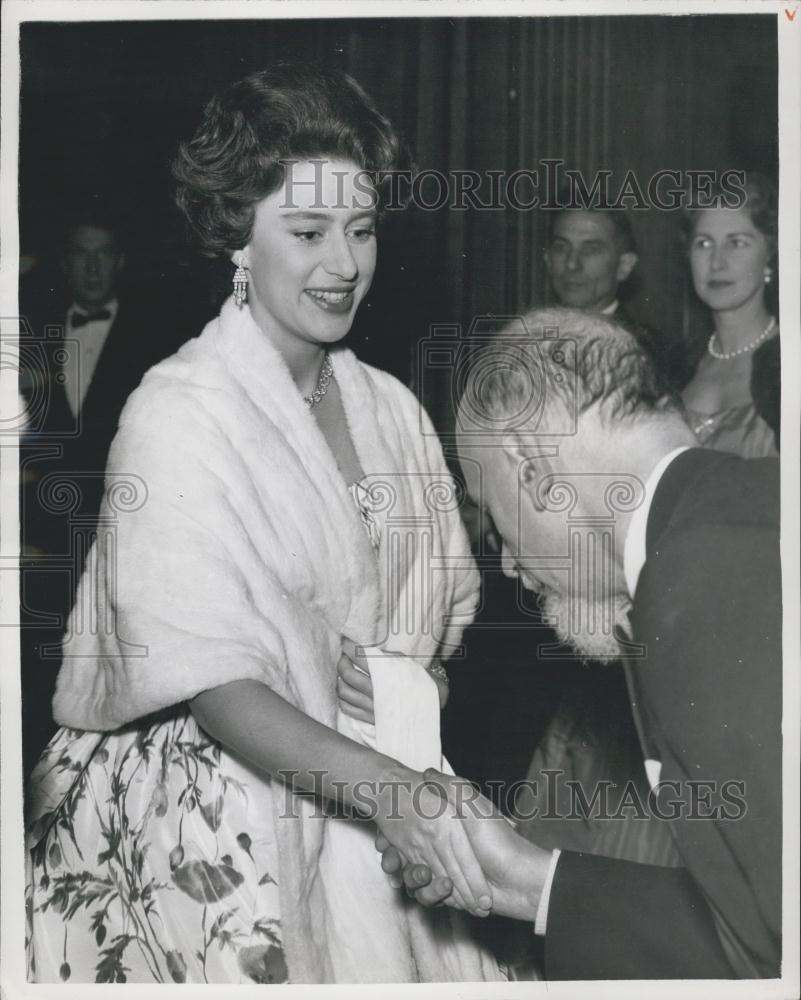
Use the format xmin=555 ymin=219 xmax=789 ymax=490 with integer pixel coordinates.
xmin=303 ymin=354 xmax=333 ymax=408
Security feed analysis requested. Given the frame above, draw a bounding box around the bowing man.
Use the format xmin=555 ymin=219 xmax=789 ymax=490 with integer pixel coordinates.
xmin=378 ymin=307 xmax=781 ymax=980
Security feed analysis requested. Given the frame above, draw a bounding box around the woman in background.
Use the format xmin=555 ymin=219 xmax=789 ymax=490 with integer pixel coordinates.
xmin=25 ymin=65 xmax=501 ymax=985
xmin=681 ymin=172 xmax=780 ymax=457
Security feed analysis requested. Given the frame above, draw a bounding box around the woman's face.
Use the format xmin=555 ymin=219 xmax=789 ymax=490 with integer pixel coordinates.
xmin=688 ymin=207 xmax=772 ymax=314
xmin=242 ymin=158 xmax=377 ymax=352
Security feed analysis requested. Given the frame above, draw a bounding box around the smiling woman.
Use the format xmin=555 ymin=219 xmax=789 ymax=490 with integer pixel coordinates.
xmin=242 ymin=160 xmax=378 ymax=366
xmin=24 ymin=65 xmax=502 ymax=985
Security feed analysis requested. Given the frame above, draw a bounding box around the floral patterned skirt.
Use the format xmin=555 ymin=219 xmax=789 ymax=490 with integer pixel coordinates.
xmin=26 ymin=707 xmax=287 ymax=984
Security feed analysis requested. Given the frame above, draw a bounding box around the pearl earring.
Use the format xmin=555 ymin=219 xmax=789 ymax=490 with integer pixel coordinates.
xmin=233 ymin=254 xmax=248 ymax=308
xmin=764 ymin=269 xmax=772 ymax=285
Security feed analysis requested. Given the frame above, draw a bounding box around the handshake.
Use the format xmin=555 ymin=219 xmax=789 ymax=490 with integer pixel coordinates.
xmin=337 ymin=643 xmax=552 ymax=922
xmin=371 ymin=767 xmax=552 ymax=923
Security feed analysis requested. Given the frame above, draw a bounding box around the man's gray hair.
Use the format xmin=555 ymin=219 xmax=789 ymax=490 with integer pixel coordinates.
xmin=459 ymin=307 xmax=678 ymax=433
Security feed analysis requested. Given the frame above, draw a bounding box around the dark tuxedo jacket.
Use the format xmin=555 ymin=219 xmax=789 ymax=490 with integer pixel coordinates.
xmin=20 ymin=282 xmax=204 ymax=545
xmin=545 ymin=448 xmax=781 ymax=980
xmin=615 ymin=302 xmax=693 ymax=392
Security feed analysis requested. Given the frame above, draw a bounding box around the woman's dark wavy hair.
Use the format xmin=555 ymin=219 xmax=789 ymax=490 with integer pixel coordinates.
xmin=173 ymin=64 xmax=411 ymax=257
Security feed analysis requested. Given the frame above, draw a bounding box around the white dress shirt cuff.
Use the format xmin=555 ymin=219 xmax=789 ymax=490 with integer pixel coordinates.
xmin=534 ymin=848 xmax=561 ymax=936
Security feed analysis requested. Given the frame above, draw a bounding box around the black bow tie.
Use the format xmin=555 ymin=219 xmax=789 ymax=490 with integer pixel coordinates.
xmin=71 ymin=308 xmax=111 ymax=328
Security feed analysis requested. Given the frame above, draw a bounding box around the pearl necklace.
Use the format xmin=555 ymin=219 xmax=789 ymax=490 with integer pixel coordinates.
xmin=708 ymin=317 xmax=776 ymax=360
xmin=303 ymin=354 xmax=333 ymax=408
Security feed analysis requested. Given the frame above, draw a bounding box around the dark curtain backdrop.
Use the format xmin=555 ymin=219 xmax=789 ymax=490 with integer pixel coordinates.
xmin=20 ymin=14 xmax=778 ymax=427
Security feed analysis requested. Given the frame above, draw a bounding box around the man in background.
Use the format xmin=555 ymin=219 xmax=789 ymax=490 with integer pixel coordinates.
xmin=544 ymin=205 xmax=687 ymax=387
xmin=21 ymin=207 xmax=194 ymax=520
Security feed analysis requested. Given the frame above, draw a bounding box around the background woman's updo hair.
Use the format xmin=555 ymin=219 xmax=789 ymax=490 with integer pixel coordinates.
xmin=173 ymin=64 xmax=411 ymax=257
xmin=678 ymin=171 xmax=779 ymax=368
xmin=679 ymin=170 xmax=778 ymax=276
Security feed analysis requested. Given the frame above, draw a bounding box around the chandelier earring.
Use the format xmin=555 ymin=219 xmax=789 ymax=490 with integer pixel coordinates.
xmin=232 ymin=254 xmax=249 ymax=308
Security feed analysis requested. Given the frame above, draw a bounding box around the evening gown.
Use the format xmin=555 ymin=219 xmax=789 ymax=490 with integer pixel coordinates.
xmin=684 ymin=331 xmax=780 ymax=459
xmin=27 ymin=484 xmax=388 ymax=984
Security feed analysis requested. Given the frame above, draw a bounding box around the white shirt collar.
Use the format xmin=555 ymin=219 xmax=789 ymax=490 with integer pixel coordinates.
xmin=600 ymin=299 xmax=619 ymax=316
xmin=623 ymin=446 xmax=692 ymax=599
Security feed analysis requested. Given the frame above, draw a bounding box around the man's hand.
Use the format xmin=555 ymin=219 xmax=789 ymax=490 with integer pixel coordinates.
xmin=376 ymin=832 xmax=455 ymax=904
xmin=376 ymin=769 xmax=554 ymax=922
xmin=371 ymin=763 xmax=493 ymax=916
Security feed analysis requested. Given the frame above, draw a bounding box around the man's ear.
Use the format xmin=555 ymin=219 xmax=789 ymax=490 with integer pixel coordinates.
xmin=502 ymin=434 xmax=534 ymax=487
xmin=115 ymin=252 xmax=126 ymax=275
xmin=501 ymin=431 xmax=526 ymax=459
xmin=502 ymin=432 xmax=559 ymax=470
xmin=542 ymin=247 xmax=554 ymax=276
xmin=616 ymin=250 xmax=638 ymax=284
xmin=501 ymin=431 xmax=559 ymax=509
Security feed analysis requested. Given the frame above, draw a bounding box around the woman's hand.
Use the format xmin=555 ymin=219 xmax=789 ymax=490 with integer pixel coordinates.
xmin=371 ymin=763 xmax=492 ymax=918
xmin=338 ymin=639 xmax=449 ymax=719
xmin=426 ymin=661 xmax=450 ymax=710
xmin=337 ymin=651 xmax=375 ymax=724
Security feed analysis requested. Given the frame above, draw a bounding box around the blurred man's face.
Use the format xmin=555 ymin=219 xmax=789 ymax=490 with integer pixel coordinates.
xmin=545 ymin=212 xmax=636 ymax=312
xmin=459 ymin=432 xmax=631 ymax=660
xmin=61 ymin=225 xmax=124 ymax=310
